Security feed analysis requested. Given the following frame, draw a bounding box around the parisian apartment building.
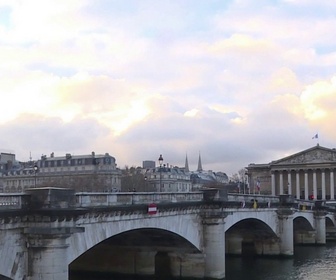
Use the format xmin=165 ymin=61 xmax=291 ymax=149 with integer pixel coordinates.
xmin=0 ymin=151 xmax=122 ymax=193
xmin=0 ymin=151 xmax=229 ymax=193
xmin=141 ymin=154 xmax=229 ymax=192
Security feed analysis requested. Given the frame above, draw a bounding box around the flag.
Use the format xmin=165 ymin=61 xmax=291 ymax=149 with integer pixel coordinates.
xmin=256 ymin=179 xmax=260 ymax=192
xmin=312 ymin=133 xmax=318 ymax=139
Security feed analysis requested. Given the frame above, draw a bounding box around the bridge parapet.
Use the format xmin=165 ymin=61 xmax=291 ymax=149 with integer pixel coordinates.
xmin=0 ymin=193 xmax=30 ymax=210
xmin=227 ymin=193 xmax=280 ymax=203
xmin=76 ymin=191 xmax=204 ymax=207
xmin=1 ymin=188 xmax=334 ymax=214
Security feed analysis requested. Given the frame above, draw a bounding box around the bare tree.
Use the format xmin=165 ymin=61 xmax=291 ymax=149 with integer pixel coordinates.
xmin=238 ymin=168 xmax=246 ymax=181
xmin=121 ymin=166 xmax=146 ymax=191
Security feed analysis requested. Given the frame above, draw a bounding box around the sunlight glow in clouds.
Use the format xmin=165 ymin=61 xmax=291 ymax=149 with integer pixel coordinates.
xmin=184 ymin=109 xmax=199 ymax=118
xmin=301 ymin=76 xmax=336 ymax=121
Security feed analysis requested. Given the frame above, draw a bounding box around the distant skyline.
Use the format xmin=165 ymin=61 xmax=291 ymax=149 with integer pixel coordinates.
xmin=0 ymin=1 xmax=335 ymax=176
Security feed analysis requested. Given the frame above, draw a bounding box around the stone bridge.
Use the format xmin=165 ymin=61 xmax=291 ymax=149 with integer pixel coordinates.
xmin=0 ymin=188 xmax=335 ymax=280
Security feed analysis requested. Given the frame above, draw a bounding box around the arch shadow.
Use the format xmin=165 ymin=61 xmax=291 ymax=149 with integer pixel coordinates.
xmin=69 ymin=227 xmax=201 ymax=278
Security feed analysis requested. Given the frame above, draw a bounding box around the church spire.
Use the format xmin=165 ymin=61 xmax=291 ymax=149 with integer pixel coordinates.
xmin=185 ymin=153 xmax=189 ymax=172
xmin=197 ymin=152 xmax=203 ymax=172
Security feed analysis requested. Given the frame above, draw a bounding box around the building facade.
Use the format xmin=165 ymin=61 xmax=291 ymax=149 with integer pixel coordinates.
xmin=144 ymin=165 xmax=192 ymax=192
xmin=246 ymin=145 xmax=336 ymax=200
xmin=143 ymin=154 xmax=229 ymax=192
xmin=1 ymin=152 xmax=121 ymax=193
xmin=0 ymin=152 xmax=17 ymax=191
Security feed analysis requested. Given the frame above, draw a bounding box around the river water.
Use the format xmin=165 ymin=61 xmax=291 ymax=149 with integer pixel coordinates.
xmin=226 ymin=244 xmax=336 ymax=280
xmin=71 ymin=244 xmax=336 ymax=280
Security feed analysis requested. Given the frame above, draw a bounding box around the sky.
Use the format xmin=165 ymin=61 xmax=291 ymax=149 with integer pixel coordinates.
xmin=0 ymin=0 xmax=336 ymax=176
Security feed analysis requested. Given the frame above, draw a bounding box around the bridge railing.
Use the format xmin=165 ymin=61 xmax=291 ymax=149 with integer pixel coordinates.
xmin=227 ymin=193 xmax=280 ymax=203
xmin=225 ymin=193 xmax=316 ymax=210
xmin=75 ymin=191 xmax=204 ymax=207
xmin=0 ymin=189 xmax=329 ymax=211
xmin=0 ymin=193 xmax=30 ymax=209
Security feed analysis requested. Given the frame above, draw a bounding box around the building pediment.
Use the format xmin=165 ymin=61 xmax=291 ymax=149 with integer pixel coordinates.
xmin=272 ymin=145 xmax=336 ymax=165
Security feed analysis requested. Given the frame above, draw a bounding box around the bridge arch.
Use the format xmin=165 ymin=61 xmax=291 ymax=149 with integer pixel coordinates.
xmin=293 ymin=212 xmax=315 ymax=230
xmin=69 ymin=227 xmax=201 ymax=276
xmin=326 ymin=216 xmax=336 ymax=228
xmin=226 ymin=218 xmax=278 ymax=239
xmin=224 ymin=209 xmax=278 ymax=234
xmin=326 ymin=214 xmax=336 ymax=228
xmin=0 ymin=274 xmax=12 ymax=280
xmin=225 ymin=217 xmax=279 ymax=256
xmin=293 ymin=216 xmax=314 ymax=232
xmin=68 ymin=211 xmax=203 ymax=264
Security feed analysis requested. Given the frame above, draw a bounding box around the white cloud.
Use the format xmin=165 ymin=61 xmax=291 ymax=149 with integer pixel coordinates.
xmin=301 ymin=76 xmax=336 ymax=123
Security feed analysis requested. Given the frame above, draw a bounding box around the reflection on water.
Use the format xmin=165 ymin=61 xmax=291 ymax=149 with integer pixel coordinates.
xmin=71 ymin=244 xmax=336 ymax=280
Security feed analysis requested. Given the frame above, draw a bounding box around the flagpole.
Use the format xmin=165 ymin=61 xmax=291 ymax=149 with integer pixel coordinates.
xmin=312 ymin=133 xmax=319 ymax=145
xmin=253 ymin=179 xmax=255 ymax=195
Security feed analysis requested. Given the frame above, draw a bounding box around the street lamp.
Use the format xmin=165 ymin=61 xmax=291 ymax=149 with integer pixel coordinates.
xmin=33 ymin=164 xmax=38 ymax=188
xmin=144 ymin=175 xmax=147 ymax=192
xmin=158 ymin=154 xmax=163 ymax=192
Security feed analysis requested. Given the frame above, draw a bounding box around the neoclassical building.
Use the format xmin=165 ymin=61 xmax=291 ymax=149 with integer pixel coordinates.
xmin=246 ymin=145 xmax=336 ymax=200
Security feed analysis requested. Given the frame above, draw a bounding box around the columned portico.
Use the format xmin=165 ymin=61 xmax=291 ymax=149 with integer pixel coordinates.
xmin=321 ymin=169 xmax=326 ymax=200
xmin=304 ymin=171 xmax=309 ymax=200
xmin=296 ymin=171 xmax=300 ymax=199
xmin=269 ymin=168 xmax=336 ymax=200
xmin=271 ymin=172 xmax=276 ymax=196
xmin=247 ymin=145 xmax=336 ymax=200
xmin=331 ymin=169 xmax=335 ymax=200
xmin=313 ymin=170 xmax=317 ymax=199
xmin=279 ymin=172 xmax=284 ymax=195
xmin=287 ymin=171 xmax=292 ymax=195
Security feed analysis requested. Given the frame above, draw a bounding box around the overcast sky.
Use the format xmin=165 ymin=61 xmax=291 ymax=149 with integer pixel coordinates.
xmin=0 ymin=0 xmax=335 ymax=176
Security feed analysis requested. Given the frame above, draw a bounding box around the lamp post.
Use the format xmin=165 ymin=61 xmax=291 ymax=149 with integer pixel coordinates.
xmin=144 ymin=175 xmax=147 ymax=192
xmin=33 ymin=164 xmax=38 ymax=188
xmin=158 ymin=154 xmax=163 ymax=192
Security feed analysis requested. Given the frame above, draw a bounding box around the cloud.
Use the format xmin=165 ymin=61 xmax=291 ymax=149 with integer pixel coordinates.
xmin=0 ymin=114 xmax=109 ymax=160
xmin=301 ymin=76 xmax=336 ymax=129
xmin=0 ymin=0 xmax=336 ymax=177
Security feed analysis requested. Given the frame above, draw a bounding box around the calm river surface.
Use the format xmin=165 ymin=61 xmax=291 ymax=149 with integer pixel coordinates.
xmin=71 ymin=244 xmax=336 ymax=280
